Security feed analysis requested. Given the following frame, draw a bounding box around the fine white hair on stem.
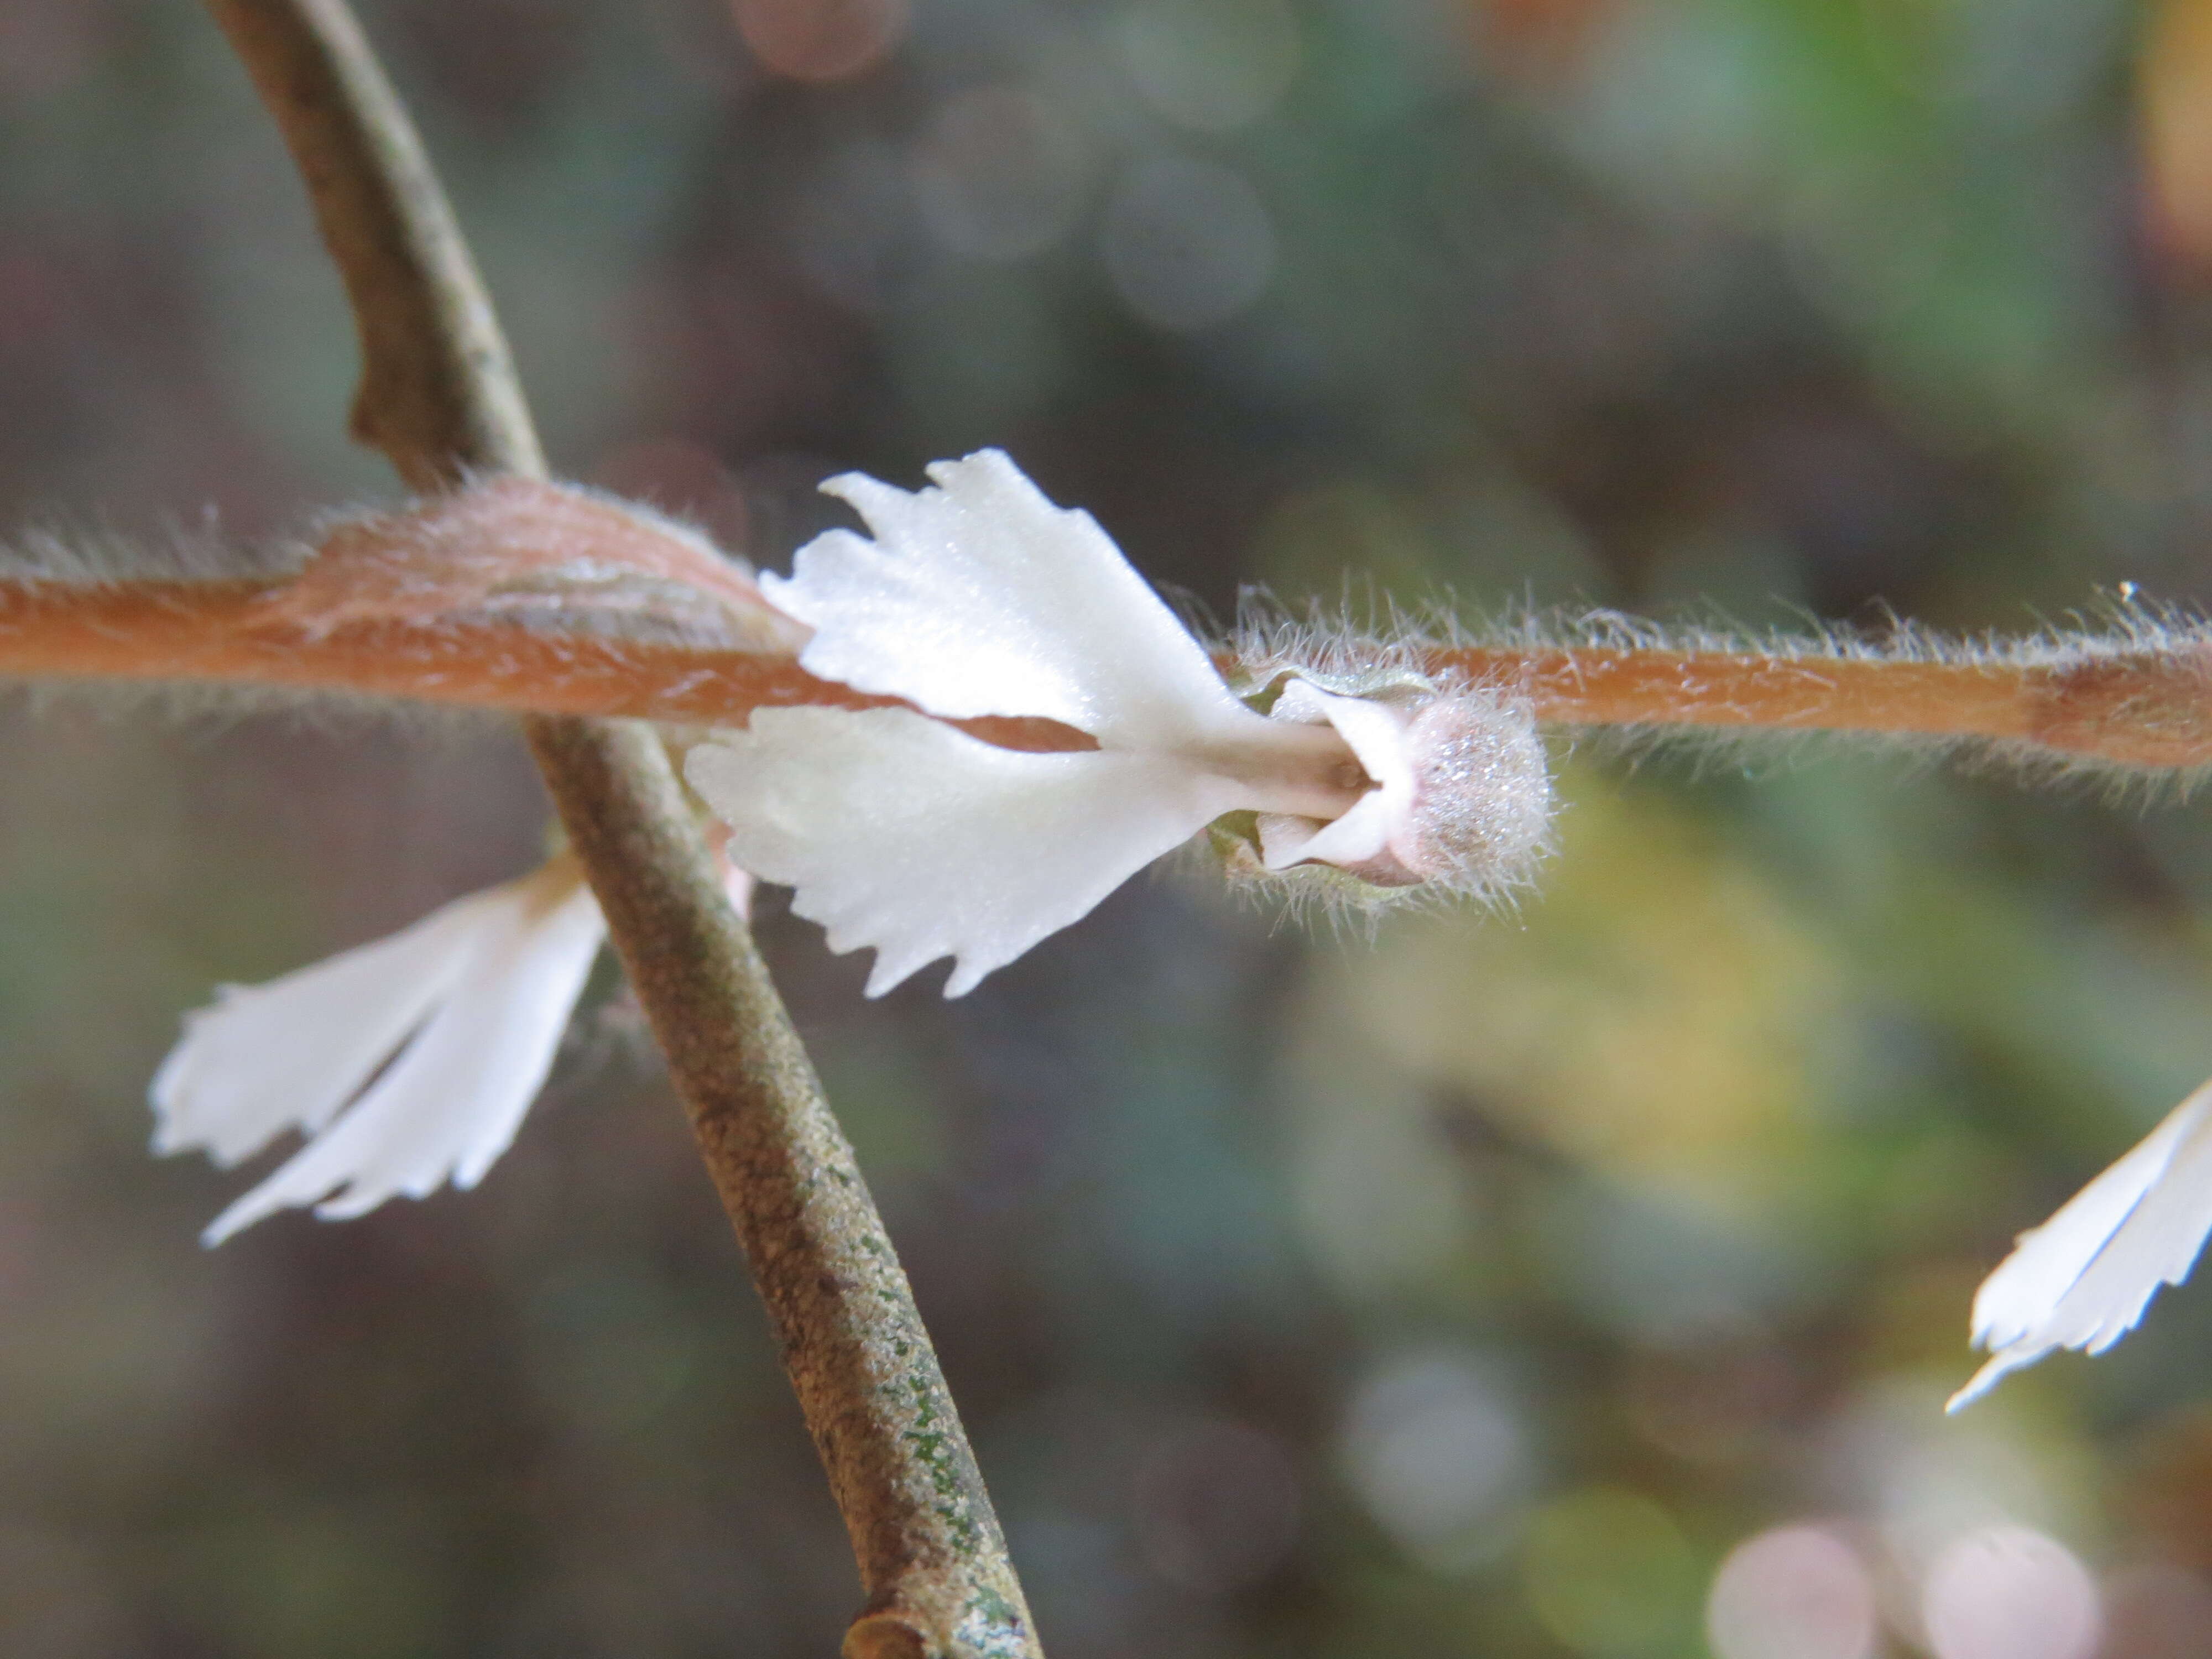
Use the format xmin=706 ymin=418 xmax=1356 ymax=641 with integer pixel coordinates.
xmin=0 ymin=514 xmax=316 ymax=587
xmin=1240 ymin=587 xmax=2212 ymax=805
xmin=274 ymin=471 xmax=784 ymax=649
xmin=16 ymin=482 xmax=2212 ymax=807
xmin=4 ymin=475 xmax=775 ymax=646
xmin=2 ymin=673 xmax=511 ymax=735
xmin=2 ymin=477 xmax=789 ymax=729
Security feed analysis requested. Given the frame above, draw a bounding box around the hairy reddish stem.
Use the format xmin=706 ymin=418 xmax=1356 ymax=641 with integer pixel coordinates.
xmin=9 ymin=576 xmax=2212 ymax=769
xmin=0 ymin=577 xmax=1087 ymax=753
xmin=1458 ymin=644 xmax=2212 ymax=768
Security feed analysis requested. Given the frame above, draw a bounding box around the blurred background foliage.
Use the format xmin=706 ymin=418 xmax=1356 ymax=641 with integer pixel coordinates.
xmin=5 ymin=0 xmax=2212 ymax=1654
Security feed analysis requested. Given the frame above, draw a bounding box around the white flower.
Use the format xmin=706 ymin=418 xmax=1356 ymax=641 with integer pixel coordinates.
xmin=152 ymin=853 xmax=606 ymax=1244
xmin=1949 ymin=1076 xmax=2212 ymax=1410
xmin=685 ymin=449 xmax=1553 ymax=997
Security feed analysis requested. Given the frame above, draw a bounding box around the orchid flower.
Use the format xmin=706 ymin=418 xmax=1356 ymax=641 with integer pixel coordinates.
xmin=684 ymin=448 xmax=1555 ymax=997
xmin=1950 ymin=1076 xmax=2212 ymax=1410
xmin=153 ymin=853 xmax=607 ymax=1243
xmin=150 ymin=450 xmax=1548 ymax=1237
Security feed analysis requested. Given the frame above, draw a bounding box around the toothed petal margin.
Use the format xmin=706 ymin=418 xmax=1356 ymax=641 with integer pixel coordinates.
xmin=185 ymin=865 xmax=604 ymax=1245
xmin=687 ymin=707 xmax=1243 ymax=997
xmin=150 ymin=895 xmax=488 ymax=1167
xmin=763 ymin=450 xmax=1249 ymax=747
xmin=1949 ymin=1079 xmax=2212 ymax=1409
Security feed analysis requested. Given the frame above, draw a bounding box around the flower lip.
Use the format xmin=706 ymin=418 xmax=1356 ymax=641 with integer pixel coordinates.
xmin=1254 ymin=674 xmax=1553 ymax=900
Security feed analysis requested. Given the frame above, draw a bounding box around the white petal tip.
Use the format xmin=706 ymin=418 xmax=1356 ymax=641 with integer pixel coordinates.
xmin=775 ymin=451 xmax=1241 ymax=740
xmin=1945 ymin=1347 xmax=2042 ymax=1413
xmin=200 ymin=1197 xmax=280 ymax=1249
xmin=1944 ymin=1373 xmax=1997 ymax=1415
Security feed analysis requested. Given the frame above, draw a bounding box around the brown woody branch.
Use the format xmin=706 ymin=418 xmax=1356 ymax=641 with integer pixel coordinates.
xmin=195 ymin=2 xmax=1041 ymax=1654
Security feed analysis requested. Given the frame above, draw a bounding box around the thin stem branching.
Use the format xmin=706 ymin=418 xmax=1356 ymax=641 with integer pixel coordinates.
xmin=191 ymin=3 xmax=1041 ymax=1653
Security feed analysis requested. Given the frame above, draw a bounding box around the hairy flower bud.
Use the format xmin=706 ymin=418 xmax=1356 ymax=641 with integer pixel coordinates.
xmin=1397 ymin=692 xmax=1555 ymax=884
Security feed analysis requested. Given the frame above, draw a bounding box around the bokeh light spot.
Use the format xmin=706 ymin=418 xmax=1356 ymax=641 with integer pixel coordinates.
xmin=1706 ymin=1525 xmax=1876 ymax=1659
xmin=2144 ymin=0 xmax=2212 ymax=269
xmin=910 ymin=86 xmax=1091 ymax=262
xmin=1099 ymin=156 xmax=1275 ymax=331
xmin=731 ymin=0 xmax=908 ymax=83
xmin=1921 ymin=1525 xmax=2100 ymax=1659
xmin=1113 ymin=0 xmax=1302 ymax=132
xmin=792 ymin=140 xmax=932 ymax=314
xmin=1340 ymin=1348 xmax=1533 ymax=1569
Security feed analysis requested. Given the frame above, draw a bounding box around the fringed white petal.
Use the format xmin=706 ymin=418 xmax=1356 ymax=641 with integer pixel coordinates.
xmin=151 ymin=898 xmax=487 ymax=1167
xmin=686 ymin=706 xmax=1241 ymax=996
xmin=1949 ymin=1079 xmax=2212 ymax=1410
xmin=155 ymin=859 xmax=605 ymax=1245
xmin=765 ymin=449 xmax=1251 ymax=748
